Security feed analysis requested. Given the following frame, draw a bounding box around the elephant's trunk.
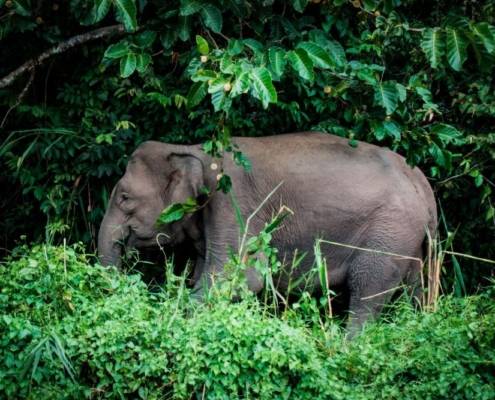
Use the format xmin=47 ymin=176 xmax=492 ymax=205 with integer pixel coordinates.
xmin=97 ymin=211 xmax=128 ymax=269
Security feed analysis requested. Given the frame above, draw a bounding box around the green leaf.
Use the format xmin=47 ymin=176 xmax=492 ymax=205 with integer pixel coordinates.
xmin=383 ymin=121 xmax=401 ymax=141
xmin=243 ymin=39 xmax=264 ymax=53
xmin=135 ymin=54 xmax=151 ymax=73
xmin=179 ymin=0 xmax=203 ymax=16
xmin=446 ymin=28 xmax=468 ymax=71
xmin=268 ymin=47 xmax=286 ymax=79
xmin=196 ymin=35 xmax=209 ymax=55
xmin=157 ymin=198 xmax=199 ymax=225
xmin=297 ymin=42 xmax=334 ymax=69
xmin=420 ymin=28 xmax=445 ymax=69
xmin=287 ymin=49 xmax=315 ymax=81
xmin=85 ymin=0 xmax=111 ymax=24
xmin=326 ymin=39 xmax=347 ymax=68
xmin=233 ymin=151 xmax=252 ymax=171
xmin=291 ymin=0 xmax=308 ymax=13
xmin=428 ymin=143 xmax=451 ymax=170
xmin=396 ymin=83 xmax=407 ymax=102
xmin=227 ymin=39 xmax=244 ymax=56
xmin=200 ymin=4 xmax=223 ymax=33
xmin=217 ymin=174 xmax=232 ymax=193
xmin=186 ymin=81 xmax=208 ymax=108
xmin=119 ymin=53 xmax=137 ymax=78
xmin=191 ymin=69 xmax=217 ymax=82
xmin=430 ymin=123 xmax=464 ymax=145
xmin=134 ymin=31 xmax=156 ymax=48
xmin=157 ymin=204 xmax=185 ymax=224
xmin=250 ymin=67 xmax=277 ymax=109
xmin=207 ymin=77 xmax=228 ymax=94
xmin=178 ymin=16 xmax=191 ymax=41
xmin=219 ymin=55 xmax=237 ymax=74
xmin=374 ymin=81 xmax=399 ymax=115
xmin=104 ymin=41 xmax=129 ymax=59
xmin=471 ymin=22 xmax=495 ymax=54
xmin=160 ymin=31 xmax=178 ymax=49
xmin=230 ymin=72 xmax=250 ymax=97
xmin=12 ymin=0 xmax=31 ymax=17
xmin=211 ymin=90 xmax=230 ymax=112
xmin=113 ymin=0 xmax=138 ymax=31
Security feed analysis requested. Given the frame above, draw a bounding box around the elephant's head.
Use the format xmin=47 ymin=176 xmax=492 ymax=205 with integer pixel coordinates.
xmin=97 ymin=141 xmax=206 ymax=268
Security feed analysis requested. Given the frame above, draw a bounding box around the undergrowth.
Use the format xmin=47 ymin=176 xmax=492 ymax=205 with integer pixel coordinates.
xmin=0 ymin=244 xmax=494 ymax=399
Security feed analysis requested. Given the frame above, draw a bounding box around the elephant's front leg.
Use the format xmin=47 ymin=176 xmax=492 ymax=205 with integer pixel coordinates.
xmin=191 ymin=232 xmax=264 ymax=299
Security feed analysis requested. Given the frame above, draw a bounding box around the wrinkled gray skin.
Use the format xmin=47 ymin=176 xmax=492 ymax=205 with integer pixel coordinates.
xmin=98 ymin=132 xmax=437 ymax=336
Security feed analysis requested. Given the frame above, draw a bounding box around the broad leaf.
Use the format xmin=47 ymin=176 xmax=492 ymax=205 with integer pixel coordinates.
xmin=12 ymin=0 xmax=31 ymax=17
xmin=230 ymin=72 xmax=250 ymax=97
xmin=196 ymin=35 xmax=209 ymax=55
xmin=134 ymin=31 xmax=156 ymax=48
xmin=135 ymin=54 xmax=151 ymax=73
xmin=374 ymin=81 xmax=399 ymax=115
xmin=268 ymin=47 xmax=286 ymax=79
xmin=200 ymin=4 xmax=223 ymax=33
xmin=250 ymin=67 xmax=277 ymax=109
xmin=446 ymin=28 xmax=468 ymax=71
xmin=471 ymin=22 xmax=495 ymax=54
xmin=211 ymin=90 xmax=229 ymax=112
xmin=113 ymin=0 xmax=138 ymax=31
xmin=287 ymin=49 xmax=314 ymax=81
xmin=179 ymin=0 xmax=203 ymax=16
xmin=178 ymin=16 xmax=191 ymax=41
xmin=291 ymin=0 xmax=308 ymax=13
xmin=104 ymin=41 xmax=129 ymax=59
xmin=119 ymin=53 xmax=137 ymax=78
xmin=421 ymin=28 xmax=444 ymax=69
xmin=186 ymin=81 xmax=207 ymax=108
xmin=207 ymin=77 xmax=229 ymax=94
xmin=227 ymin=39 xmax=244 ymax=55
xmin=396 ymin=83 xmax=407 ymax=102
xmin=297 ymin=41 xmax=334 ymax=69
xmin=157 ymin=203 xmax=184 ymax=224
xmin=160 ymin=30 xmax=178 ymax=49
xmin=191 ymin=69 xmax=217 ymax=82
xmin=85 ymin=0 xmax=111 ymax=24
xmin=430 ymin=123 xmax=464 ymax=145
xmin=243 ymin=39 xmax=264 ymax=54
xmin=326 ymin=39 xmax=347 ymax=68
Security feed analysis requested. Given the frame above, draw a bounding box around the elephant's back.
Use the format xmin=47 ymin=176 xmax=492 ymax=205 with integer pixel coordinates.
xmin=231 ymin=132 xmax=435 ymax=235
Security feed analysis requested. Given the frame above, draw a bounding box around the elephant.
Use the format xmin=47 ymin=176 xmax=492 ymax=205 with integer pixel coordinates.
xmin=98 ymin=132 xmax=437 ymax=335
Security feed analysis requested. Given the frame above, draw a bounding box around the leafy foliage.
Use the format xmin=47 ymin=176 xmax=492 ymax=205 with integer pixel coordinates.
xmin=1 ymin=244 xmax=494 ymax=399
xmin=0 ymin=0 xmax=494 ymax=292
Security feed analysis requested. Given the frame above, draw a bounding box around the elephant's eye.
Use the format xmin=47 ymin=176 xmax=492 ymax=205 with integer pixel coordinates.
xmin=120 ymin=193 xmax=130 ymax=204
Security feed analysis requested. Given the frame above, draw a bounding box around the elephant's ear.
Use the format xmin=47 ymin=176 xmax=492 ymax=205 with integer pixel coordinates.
xmin=166 ymin=153 xmax=205 ymax=202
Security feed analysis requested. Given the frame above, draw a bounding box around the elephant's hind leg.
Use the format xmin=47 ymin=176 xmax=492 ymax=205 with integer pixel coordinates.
xmin=346 ymin=252 xmax=405 ymax=338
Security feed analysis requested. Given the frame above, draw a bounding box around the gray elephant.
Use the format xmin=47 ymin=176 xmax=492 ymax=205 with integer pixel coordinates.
xmin=98 ymin=132 xmax=437 ymax=334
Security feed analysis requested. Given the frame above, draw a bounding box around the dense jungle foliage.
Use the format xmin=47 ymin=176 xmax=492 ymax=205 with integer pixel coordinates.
xmin=1 ymin=245 xmax=494 ymax=399
xmin=1 ymin=1 xmax=495 ymax=399
xmin=1 ymin=0 xmax=494 ymax=290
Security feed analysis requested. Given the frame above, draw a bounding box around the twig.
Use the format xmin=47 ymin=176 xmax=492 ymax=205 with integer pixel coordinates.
xmin=0 ymin=24 xmax=125 ymax=89
xmin=361 ymin=285 xmax=406 ymax=300
xmin=205 ymin=30 xmax=219 ymax=49
xmin=316 ymin=239 xmax=423 ymax=265
xmin=0 ymin=69 xmax=35 ymax=129
xmin=442 ymin=250 xmax=495 ymax=265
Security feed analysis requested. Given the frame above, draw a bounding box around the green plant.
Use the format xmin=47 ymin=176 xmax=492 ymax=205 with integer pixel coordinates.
xmin=1 ymin=244 xmax=494 ymax=399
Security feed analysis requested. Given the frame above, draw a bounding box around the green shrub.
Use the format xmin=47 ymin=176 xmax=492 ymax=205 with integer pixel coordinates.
xmin=1 ymin=244 xmax=494 ymax=399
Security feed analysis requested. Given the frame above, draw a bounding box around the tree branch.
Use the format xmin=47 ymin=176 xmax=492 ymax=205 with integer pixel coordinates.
xmin=0 ymin=24 xmax=125 ymax=89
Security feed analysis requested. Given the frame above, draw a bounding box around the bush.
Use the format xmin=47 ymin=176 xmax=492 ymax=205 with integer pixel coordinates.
xmin=1 ymin=244 xmax=494 ymax=399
